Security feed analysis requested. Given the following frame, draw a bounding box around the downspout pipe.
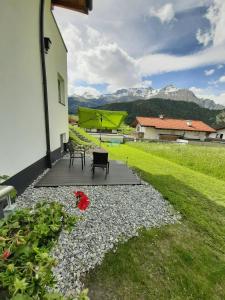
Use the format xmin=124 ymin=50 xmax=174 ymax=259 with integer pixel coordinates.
xmin=86 ymin=0 xmax=93 ymax=11
xmin=39 ymin=0 xmax=52 ymax=168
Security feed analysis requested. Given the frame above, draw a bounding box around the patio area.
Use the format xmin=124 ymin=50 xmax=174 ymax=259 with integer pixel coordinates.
xmin=15 ymin=144 xmax=180 ymax=296
xmin=35 ymin=158 xmax=141 ymax=187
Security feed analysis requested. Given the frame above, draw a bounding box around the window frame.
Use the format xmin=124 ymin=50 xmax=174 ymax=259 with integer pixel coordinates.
xmin=60 ymin=133 xmax=66 ymax=153
xmin=57 ymin=73 xmax=65 ymax=106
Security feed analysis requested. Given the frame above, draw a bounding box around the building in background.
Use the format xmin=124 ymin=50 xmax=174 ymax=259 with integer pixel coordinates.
xmin=209 ymin=126 xmax=225 ymax=140
xmin=0 ymin=0 xmax=92 ymax=193
xmin=134 ymin=116 xmax=215 ymax=141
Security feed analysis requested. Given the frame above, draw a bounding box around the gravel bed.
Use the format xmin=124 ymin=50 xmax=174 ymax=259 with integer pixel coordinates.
xmin=16 ymin=170 xmax=181 ymax=297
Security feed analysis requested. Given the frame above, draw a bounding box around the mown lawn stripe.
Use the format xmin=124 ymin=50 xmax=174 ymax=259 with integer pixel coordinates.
xmin=106 ymin=144 xmax=225 ymax=207
xmin=85 ymin=143 xmax=225 ymax=300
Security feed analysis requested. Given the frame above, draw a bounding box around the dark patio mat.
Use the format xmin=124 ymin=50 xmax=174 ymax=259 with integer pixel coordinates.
xmin=35 ymin=159 xmax=141 ymax=187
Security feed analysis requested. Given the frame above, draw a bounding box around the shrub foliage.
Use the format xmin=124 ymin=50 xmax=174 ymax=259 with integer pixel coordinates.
xmin=0 ymin=202 xmax=80 ymax=299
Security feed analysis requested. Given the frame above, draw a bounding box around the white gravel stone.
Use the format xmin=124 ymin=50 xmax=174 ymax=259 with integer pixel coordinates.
xmin=16 ymin=168 xmax=181 ymax=296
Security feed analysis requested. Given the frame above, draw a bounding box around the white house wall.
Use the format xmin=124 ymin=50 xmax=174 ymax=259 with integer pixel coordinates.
xmin=0 ymin=0 xmax=68 ymax=178
xmin=137 ymin=125 xmax=207 ymax=141
xmin=216 ymin=129 xmax=225 ymax=139
xmin=0 ymin=0 xmax=46 ymax=177
xmin=184 ymin=131 xmax=206 ymax=141
xmin=45 ymin=0 xmax=69 ymax=151
xmin=209 ymin=132 xmax=217 ymax=139
xmin=143 ymin=127 xmax=158 ymax=139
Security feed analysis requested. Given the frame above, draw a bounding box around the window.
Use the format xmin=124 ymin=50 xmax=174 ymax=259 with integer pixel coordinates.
xmin=57 ymin=73 xmax=65 ymax=105
xmin=60 ymin=133 xmax=66 ymax=153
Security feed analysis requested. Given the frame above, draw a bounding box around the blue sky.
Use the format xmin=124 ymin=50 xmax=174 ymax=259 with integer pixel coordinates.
xmin=54 ymin=0 xmax=225 ymax=104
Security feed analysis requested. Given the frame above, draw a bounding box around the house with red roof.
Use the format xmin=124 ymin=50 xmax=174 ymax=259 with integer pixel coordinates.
xmin=134 ymin=116 xmax=215 ymax=141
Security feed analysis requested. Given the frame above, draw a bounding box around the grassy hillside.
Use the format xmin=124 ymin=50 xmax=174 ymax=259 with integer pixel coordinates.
xmin=98 ymin=98 xmax=222 ymax=126
xmin=130 ymin=142 xmax=225 ymax=182
xmin=85 ymin=142 xmax=225 ymax=299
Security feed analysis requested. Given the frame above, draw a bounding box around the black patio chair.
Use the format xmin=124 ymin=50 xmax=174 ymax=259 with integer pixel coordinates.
xmin=71 ymin=142 xmax=87 ymax=165
xmin=92 ymin=152 xmax=109 ymax=178
xmin=68 ymin=142 xmax=84 ymax=169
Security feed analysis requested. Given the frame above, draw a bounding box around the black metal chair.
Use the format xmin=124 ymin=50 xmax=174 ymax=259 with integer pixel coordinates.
xmin=71 ymin=143 xmax=87 ymax=165
xmin=92 ymin=152 xmax=109 ymax=178
xmin=68 ymin=142 xmax=84 ymax=169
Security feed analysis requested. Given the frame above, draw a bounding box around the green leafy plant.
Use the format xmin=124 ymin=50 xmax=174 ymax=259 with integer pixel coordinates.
xmin=0 ymin=201 xmax=81 ymax=299
xmin=118 ymin=122 xmax=134 ymax=135
xmin=10 ymin=289 xmax=89 ymax=300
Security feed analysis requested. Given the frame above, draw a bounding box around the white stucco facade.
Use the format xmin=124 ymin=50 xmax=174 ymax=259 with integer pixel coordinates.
xmin=136 ymin=125 xmax=207 ymax=141
xmin=45 ymin=0 xmax=68 ymax=151
xmin=209 ymin=128 xmax=225 ymax=140
xmin=216 ymin=128 xmax=225 ymax=139
xmin=0 ymin=0 xmax=68 ymax=178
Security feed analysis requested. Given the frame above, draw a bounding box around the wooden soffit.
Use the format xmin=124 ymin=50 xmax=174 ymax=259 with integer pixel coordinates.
xmin=52 ymin=0 xmax=92 ymax=14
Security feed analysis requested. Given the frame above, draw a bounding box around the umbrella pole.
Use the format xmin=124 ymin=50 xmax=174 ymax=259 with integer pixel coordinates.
xmin=100 ymin=115 xmax=103 ymax=147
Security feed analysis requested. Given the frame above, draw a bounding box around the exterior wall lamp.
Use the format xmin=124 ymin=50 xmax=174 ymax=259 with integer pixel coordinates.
xmin=44 ymin=37 xmax=52 ymax=54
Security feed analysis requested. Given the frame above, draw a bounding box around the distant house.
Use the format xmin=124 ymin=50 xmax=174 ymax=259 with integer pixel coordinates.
xmin=134 ymin=116 xmax=215 ymax=141
xmin=216 ymin=127 xmax=225 ymax=140
xmin=0 ymin=0 xmax=92 ymax=193
xmin=210 ymin=126 xmax=225 ymax=140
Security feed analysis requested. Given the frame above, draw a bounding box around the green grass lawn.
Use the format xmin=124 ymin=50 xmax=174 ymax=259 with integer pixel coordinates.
xmin=130 ymin=142 xmax=225 ymax=182
xmin=84 ymin=142 xmax=225 ymax=300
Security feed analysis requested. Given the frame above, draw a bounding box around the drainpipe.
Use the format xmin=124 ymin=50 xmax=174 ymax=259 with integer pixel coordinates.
xmin=39 ymin=0 xmax=52 ymax=168
xmin=86 ymin=0 xmax=93 ymax=11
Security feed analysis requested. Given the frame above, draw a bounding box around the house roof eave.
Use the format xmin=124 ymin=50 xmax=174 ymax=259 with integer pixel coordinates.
xmin=216 ymin=126 xmax=225 ymax=131
xmin=135 ymin=117 xmax=215 ymax=133
xmin=52 ymin=0 xmax=92 ymax=14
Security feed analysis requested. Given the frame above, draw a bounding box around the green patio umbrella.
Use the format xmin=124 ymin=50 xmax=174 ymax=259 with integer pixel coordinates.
xmin=78 ymin=107 xmax=128 ymax=144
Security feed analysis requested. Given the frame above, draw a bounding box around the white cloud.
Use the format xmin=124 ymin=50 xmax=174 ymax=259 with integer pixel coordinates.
xmin=219 ymin=75 xmax=225 ymax=83
xmin=149 ymin=3 xmax=175 ymax=24
xmin=54 ymin=0 xmax=224 ymax=95
xmin=190 ymin=86 xmax=225 ymax=105
xmin=204 ymin=69 xmax=215 ymax=76
xmin=70 ymin=86 xmax=101 ymax=97
xmin=63 ymin=23 xmax=225 ymax=94
xmin=138 ymin=45 xmax=225 ymax=75
xmin=196 ymin=29 xmax=212 ymax=47
xmin=61 ymin=24 xmax=141 ymax=93
xmin=217 ymin=64 xmax=224 ymax=69
xmin=196 ymin=0 xmax=225 ymax=47
xmin=208 ymin=79 xmax=218 ymax=86
xmin=62 ymin=22 xmax=225 ymax=94
xmin=207 ymin=74 xmax=225 ymax=86
xmin=190 ymin=87 xmax=208 ymax=98
xmin=81 ymin=43 xmax=140 ymax=91
xmin=133 ymin=80 xmax=153 ymax=88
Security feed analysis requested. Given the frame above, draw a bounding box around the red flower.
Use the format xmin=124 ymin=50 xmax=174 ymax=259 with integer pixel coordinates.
xmin=74 ymin=191 xmax=90 ymax=211
xmin=2 ymin=249 xmax=11 ymax=260
xmin=74 ymin=191 xmax=85 ymax=198
xmin=80 ymin=194 xmax=88 ymax=201
xmin=77 ymin=196 xmax=90 ymax=211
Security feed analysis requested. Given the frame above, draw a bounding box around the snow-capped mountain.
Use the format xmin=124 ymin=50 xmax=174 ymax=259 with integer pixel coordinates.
xmin=68 ymin=85 xmax=224 ymax=114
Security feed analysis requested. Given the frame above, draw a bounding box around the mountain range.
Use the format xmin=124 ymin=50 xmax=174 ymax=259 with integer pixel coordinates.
xmin=98 ymin=98 xmax=225 ymax=127
xmin=68 ymin=85 xmax=224 ymax=114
